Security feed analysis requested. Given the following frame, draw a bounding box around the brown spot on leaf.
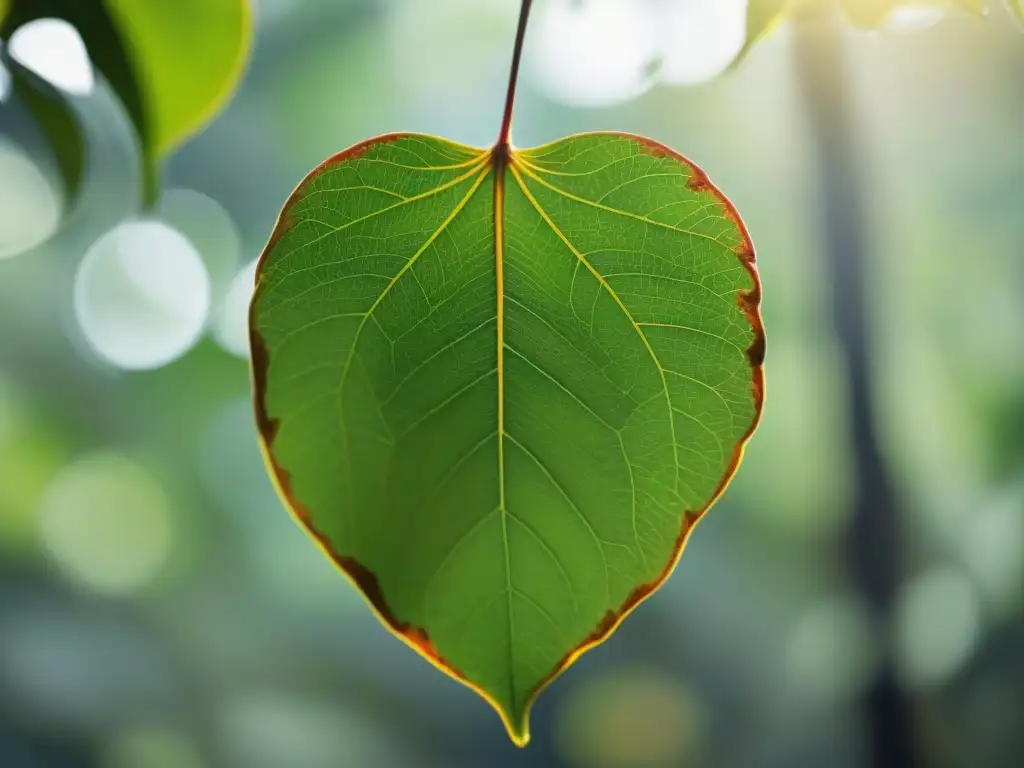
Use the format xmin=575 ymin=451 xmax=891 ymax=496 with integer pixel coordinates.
xmin=526 ymin=509 xmax=707 ymax=701
xmin=262 ymin=211 xmax=298 ymax=256
xmin=339 ymin=555 xmax=404 ymax=628
xmin=334 ymin=554 xmax=458 ymax=675
xmin=685 ymin=168 xmax=714 ymax=195
xmin=628 ymin=131 xmax=766 ymax=413
xmin=632 ymin=134 xmax=674 ymax=159
xmin=249 ymin=329 xmax=278 ymax=443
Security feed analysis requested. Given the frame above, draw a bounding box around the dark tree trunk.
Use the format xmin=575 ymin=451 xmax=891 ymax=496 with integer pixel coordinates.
xmin=792 ymin=5 xmax=919 ymax=768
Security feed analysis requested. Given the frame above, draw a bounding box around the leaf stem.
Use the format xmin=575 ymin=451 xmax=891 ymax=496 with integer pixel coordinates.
xmin=498 ymin=0 xmax=534 ymax=148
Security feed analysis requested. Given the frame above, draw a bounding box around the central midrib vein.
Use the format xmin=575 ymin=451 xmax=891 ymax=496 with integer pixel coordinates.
xmin=493 ymin=146 xmax=516 ymax=713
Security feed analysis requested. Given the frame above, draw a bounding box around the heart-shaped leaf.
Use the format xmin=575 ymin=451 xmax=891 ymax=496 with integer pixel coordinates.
xmin=250 ymin=132 xmax=764 ymax=743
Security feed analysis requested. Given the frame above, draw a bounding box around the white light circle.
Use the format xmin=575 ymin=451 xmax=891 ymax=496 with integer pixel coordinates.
xmin=884 ymin=6 xmax=945 ymax=32
xmin=529 ymin=0 xmax=659 ymax=107
xmin=659 ymin=0 xmax=747 ymax=85
xmin=74 ymin=220 xmax=212 ymax=370
xmin=212 ymin=259 xmax=258 ymax=358
xmin=962 ymin=491 xmax=1024 ymax=613
xmin=0 ymin=138 xmax=61 ymax=259
xmin=158 ymin=189 xmax=242 ymax=303
xmin=38 ymin=453 xmax=175 ymax=595
xmin=9 ymin=18 xmax=95 ymax=96
xmin=786 ymin=596 xmax=879 ymax=702
xmin=0 ymin=55 xmax=11 ymax=102
xmin=895 ymin=568 xmax=981 ymax=689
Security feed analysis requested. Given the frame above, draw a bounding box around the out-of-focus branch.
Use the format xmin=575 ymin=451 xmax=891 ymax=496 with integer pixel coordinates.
xmin=792 ymin=4 xmax=917 ymax=767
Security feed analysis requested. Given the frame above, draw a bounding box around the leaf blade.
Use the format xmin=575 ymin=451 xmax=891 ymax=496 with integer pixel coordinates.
xmin=1 ymin=0 xmax=251 ymax=206
xmin=0 ymin=51 xmax=85 ymax=208
xmin=250 ymin=132 xmax=764 ymax=744
xmin=102 ymin=0 xmax=252 ymax=157
xmin=732 ymin=0 xmax=793 ymax=68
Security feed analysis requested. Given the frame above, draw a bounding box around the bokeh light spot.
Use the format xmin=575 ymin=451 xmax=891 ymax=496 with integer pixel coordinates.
xmin=9 ymin=18 xmax=95 ymax=96
xmin=530 ymin=0 xmax=658 ymax=107
xmin=786 ymin=595 xmax=879 ymax=702
xmin=961 ymin=487 xmax=1024 ymax=616
xmin=38 ymin=453 xmax=175 ymax=595
xmin=0 ymin=377 xmax=66 ymax=550
xmin=102 ymin=725 xmax=205 ymax=768
xmin=212 ymin=259 xmax=257 ymax=359
xmin=158 ymin=188 xmax=242 ymax=303
xmin=659 ymin=0 xmax=747 ymax=85
xmin=895 ymin=567 xmax=981 ymax=689
xmin=220 ymin=693 xmax=410 ymax=768
xmin=883 ymin=6 xmax=945 ymax=32
xmin=0 ymin=137 xmax=61 ymax=259
xmin=556 ymin=667 xmax=702 ymax=768
xmin=0 ymin=53 xmax=11 ymax=102
xmin=74 ymin=219 xmax=212 ymax=370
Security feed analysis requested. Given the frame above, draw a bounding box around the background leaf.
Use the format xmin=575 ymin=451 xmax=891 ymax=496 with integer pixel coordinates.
xmin=103 ymin=0 xmax=252 ymax=158
xmin=735 ymin=0 xmax=986 ymax=63
xmin=0 ymin=0 xmax=250 ymax=205
xmin=733 ymin=0 xmax=794 ymax=67
xmin=250 ymin=132 xmax=764 ymax=744
xmin=0 ymin=50 xmax=85 ymax=206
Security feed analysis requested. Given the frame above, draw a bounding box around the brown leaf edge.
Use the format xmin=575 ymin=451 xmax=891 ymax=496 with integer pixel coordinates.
xmin=249 ymin=131 xmax=766 ymax=747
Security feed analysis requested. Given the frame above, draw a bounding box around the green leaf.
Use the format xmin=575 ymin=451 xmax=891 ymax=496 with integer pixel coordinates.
xmin=840 ymin=0 xmax=984 ymax=27
xmin=250 ymin=133 xmax=764 ymax=744
xmin=102 ymin=0 xmax=252 ymax=157
xmin=1 ymin=0 xmax=251 ymax=205
xmin=733 ymin=0 xmax=794 ymax=67
xmin=0 ymin=51 xmax=85 ymax=207
xmin=735 ymin=0 xmax=986 ymax=63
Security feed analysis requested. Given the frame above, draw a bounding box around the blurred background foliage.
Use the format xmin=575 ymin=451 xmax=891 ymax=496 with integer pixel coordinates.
xmin=0 ymin=1 xmax=1022 ymax=766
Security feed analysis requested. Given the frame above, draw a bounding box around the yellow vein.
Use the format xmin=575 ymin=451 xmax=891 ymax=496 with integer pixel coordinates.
xmin=618 ymin=432 xmax=648 ymax=572
xmin=636 ymin=321 xmax=747 ymax=355
xmin=494 ymin=157 xmax=516 ymax=711
xmin=511 ymin=157 xmax=733 ymax=249
xmin=503 ymin=431 xmax=610 ymax=605
xmin=383 ymin=316 xmax=496 ymax=405
xmin=362 ymin=152 xmax=487 ymax=173
xmin=509 ymin=162 xmax=682 ymax=495
xmin=503 ymin=343 xmax=617 ymax=433
xmin=422 ymin=507 xmax=500 ymax=619
xmin=289 ymin=157 xmax=490 ymax=253
xmin=513 ymin=153 xmax=635 ymax=178
xmin=506 ymin=510 xmax=579 ymax=619
xmin=335 ymin=165 xmax=491 ymax=524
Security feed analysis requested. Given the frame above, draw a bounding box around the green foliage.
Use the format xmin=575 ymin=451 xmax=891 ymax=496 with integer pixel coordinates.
xmin=102 ymin=0 xmax=252 ymax=158
xmin=736 ymin=0 xmax=793 ymax=65
xmin=0 ymin=0 xmax=251 ymax=206
xmin=0 ymin=53 xmax=84 ymax=204
xmin=250 ymin=133 xmax=764 ymax=743
xmin=736 ymin=0 xmax=986 ymax=66
xmin=839 ymin=0 xmax=982 ymax=27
